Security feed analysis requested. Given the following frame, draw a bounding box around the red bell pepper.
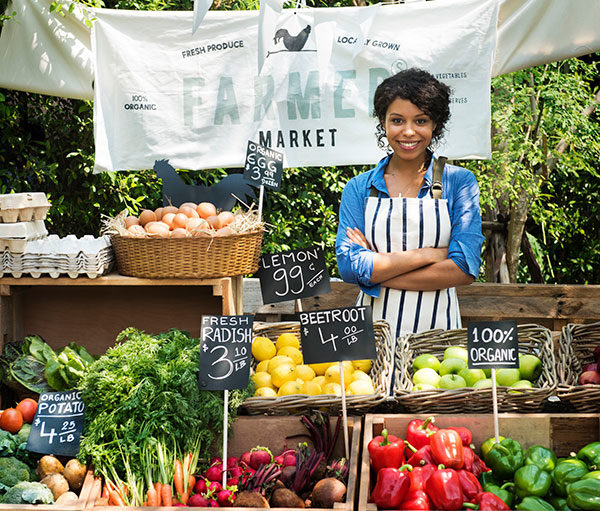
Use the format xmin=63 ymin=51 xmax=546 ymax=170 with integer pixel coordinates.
xmin=456 ymin=469 xmax=483 ymax=501
xmin=463 ymin=446 xmax=475 ymax=472
xmin=368 ymin=429 xmax=405 ymax=473
xmin=370 ymin=465 xmax=412 ymax=509
xmin=430 ymin=429 xmax=464 ymax=469
xmin=471 ymin=492 xmax=511 ymax=510
xmin=406 ymin=441 xmax=435 ymax=467
xmin=406 ymin=417 xmax=439 ymax=450
xmin=448 ymin=426 xmax=473 ymax=447
xmin=409 ymin=464 xmax=436 ymax=492
xmin=471 ymin=452 xmax=491 ymax=478
xmin=399 ymin=489 xmax=431 ymax=511
xmin=425 ymin=467 xmax=464 ymax=511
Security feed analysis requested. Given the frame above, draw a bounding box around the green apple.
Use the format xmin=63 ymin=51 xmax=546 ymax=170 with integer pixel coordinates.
xmin=412 ymin=368 xmax=441 ymax=388
xmin=439 ymin=357 xmax=467 ymax=376
xmin=472 ymin=378 xmax=494 ymax=389
xmin=412 ymin=353 xmax=441 ymax=373
xmin=509 ymin=379 xmax=534 ymax=394
xmin=439 ymin=374 xmax=467 ymax=390
xmin=495 ymin=368 xmax=521 ymax=387
xmin=412 ymin=383 xmax=438 ymax=392
xmin=443 ymin=346 xmax=469 ymax=363
xmin=519 ymin=354 xmax=543 ymax=382
xmin=458 ymin=368 xmax=487 ymax=387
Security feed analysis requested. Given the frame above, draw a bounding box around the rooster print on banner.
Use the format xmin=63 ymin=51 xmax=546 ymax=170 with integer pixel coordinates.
xmin=267 ymin=16 xmax=315 ymax=58
xmin=153 ymin=159 xmax=256 ymax=211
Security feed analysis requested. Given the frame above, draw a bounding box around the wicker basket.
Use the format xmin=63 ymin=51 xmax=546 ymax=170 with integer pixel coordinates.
xmin=556 ymin=321 xmax=600 ymax=412
xmin=393 ymin=324 xmax=557 ymax=413
xmin=242 ymin=320 xmax=394 ymax=415
xmin=110 ymin=230 xmax=263 ymax=278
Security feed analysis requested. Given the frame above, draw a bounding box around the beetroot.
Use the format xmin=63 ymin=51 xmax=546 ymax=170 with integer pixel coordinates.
xmin=240 ymin=451 xmax=252 ymax=467
xmin=188 ymin=494 xmax=211 ymax=507
xmin=216 ymin=489 xmax=235 ymax=507
xmin=194 ymin=478 xmax=208 ymax=495
xmin=283 ymin=453 xmax=296 ymax=467
xmin=584 ymin=362 xmax=599 ymax=372
xmin=209 ymin=500 xmax=220 ymax=507
xmin=594 ymin=344 xmax=600 ymax=363
xmin=274 ymin=454 xmax=284 ymax=465
xmin=205 ymin=464 xmax=224 ymax=482
xmin=249 ymin=446 xmax=273 ymax=470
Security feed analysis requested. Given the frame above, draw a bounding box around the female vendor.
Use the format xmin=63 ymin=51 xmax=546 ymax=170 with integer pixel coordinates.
xmin=336 ymin=68 xmax=484 ymax=339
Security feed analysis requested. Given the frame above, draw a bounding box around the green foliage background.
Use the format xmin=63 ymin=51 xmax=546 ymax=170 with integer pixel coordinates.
xmin=0 ymin=0 xmax=599 ymax=283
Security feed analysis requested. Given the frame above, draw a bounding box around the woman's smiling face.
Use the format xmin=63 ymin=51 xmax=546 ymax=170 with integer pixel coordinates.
xmin=384 ymin=98 xmax=436 ymax=162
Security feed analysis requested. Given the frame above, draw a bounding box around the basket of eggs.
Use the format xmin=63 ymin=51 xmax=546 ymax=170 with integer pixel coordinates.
xmin=105 ymin=202 xmax=264 ymax=278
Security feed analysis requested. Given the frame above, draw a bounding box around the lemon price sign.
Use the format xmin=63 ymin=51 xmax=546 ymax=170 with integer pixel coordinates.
xmin=198 ymin=315 xmax=254 ymax=391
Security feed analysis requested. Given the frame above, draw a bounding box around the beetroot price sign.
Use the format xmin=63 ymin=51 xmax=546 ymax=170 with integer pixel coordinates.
xmin=299 ymin=306 xmax=376 ymax=364
xmin=198 ymin=315 xmax=254 ymax=391
xmin=467 ymin=320 xmax=519 ymax=369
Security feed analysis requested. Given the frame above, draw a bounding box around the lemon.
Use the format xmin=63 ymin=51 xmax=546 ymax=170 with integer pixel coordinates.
xmin=255 ymin=386 xmax=277 ymax=397
xmin=347 ymin=379 xmax=375 ymax=395
xmin=309 ymin=362 xmax=331 ymax=376
xmin=256 ymin=360 xmax=270 ymax=373
xmin=303 ymin=380 xmax=322 ymax=396
xmin=323 ymin=382 xmax=342 ymax=396
xmin=313 ymin=376 xmax=326 ymax=388
xmin=278 ymin=379 xmax=304 ymax=396
xmin=270 ymin=363 xmax=297 ymax=388
xmin=268 ymin=355 xmax=295 ymax=373
xmin=352 ymin=359 xmax=373 ymax=373
xmin=277 ymin=346 xmax=303 ymax=365
xmin=251 ymin=371 xmax=273 ymax=389
xmin=276 ymin=333 xmax=300 ymax=351
xmin=295 ymin=364 xmax=316 ymax=382
xmin=352 ymin=370 xmax=372 ymax=383
xmin=252 ymin=336 xmax=276 ymax=361
xmin=325 ymin=363 xmax=354 ymax=388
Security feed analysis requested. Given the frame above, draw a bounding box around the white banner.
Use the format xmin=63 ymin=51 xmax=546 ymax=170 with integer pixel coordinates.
xmin=92 ymin=0 xmax=498 ymax=172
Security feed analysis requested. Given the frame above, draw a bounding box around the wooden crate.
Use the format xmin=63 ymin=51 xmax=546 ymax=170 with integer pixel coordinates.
xmin=359 ymin=413 xmax=600 ymax=511
xmin=85 ymin=414 xmax=361 ymax=510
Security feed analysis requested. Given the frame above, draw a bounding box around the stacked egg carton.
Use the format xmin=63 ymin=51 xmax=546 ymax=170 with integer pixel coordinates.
xmin=0 ymin=193 xmax=114 ymax=278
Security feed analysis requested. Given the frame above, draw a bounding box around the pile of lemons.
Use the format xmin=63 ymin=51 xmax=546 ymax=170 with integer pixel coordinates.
xmin=250 ymin=332 xmax=376 ymax=398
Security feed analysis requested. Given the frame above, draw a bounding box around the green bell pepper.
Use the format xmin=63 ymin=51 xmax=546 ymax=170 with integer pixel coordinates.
xmin=482 ymin=480 xmax=515 ymax=508
xmin=548 ymin=495 xmax=571 ymax=510
xmin=515 ymin=464 xmax=552 ymax=499
xmin=582 ymin=470 xmax=600 ymax=481
xmin=515 ymin=496 xmax=555 ymax=511
xmin=481 ymin=436 xmax=506 ymax=458
xmin=524 ymin=445 xmax=558 ymax=473
xmin=577 ymin=442 xmax=600 ymax=470
xmin=566 ymin=479 xmax=600 ymax=510
xmin=484 ymin=438 xmax=524 ymax=480
xmin=552 ymin=458 xmax=589 ymax=497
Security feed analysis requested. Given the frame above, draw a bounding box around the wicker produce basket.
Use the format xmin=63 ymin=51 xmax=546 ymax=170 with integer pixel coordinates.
xmin=393 ymin=324 xmax=557 ymax=413
xmin=242 ymin=320 xmax=394 ymax=415
xmin=556 ymin=321 xmax=600 ymax=412
xmin=110 ymin=229 xmax=263 ymax=278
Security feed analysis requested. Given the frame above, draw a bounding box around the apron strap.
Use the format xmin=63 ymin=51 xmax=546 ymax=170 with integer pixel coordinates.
xmin=431 ymin=156 xmax=447 ymax=199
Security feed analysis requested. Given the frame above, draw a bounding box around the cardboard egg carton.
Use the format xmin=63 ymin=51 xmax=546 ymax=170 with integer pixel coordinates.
xmin=0 ymin=220 xmax=48 ymax=253
xmin=0 ymin=192 xmax=51 ymax=222
xmin=0 ymin=235 xmax=115 ymax=278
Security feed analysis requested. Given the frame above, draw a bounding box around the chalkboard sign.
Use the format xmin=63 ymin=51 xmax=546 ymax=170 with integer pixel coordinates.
xmin=257 ymin=246 xmax=331 ymax=304
xmin=27 ymin=390 xmax=85 ymax=457
xmin=243 ymin=141 xmax=283 ymax=190
xmin=299 ymin=306 xmax=376 ymax=364
xmin=467 ymin=320 xmax=519 ymax=369
xmin=198 ymin=315 xmax=254 ymax=391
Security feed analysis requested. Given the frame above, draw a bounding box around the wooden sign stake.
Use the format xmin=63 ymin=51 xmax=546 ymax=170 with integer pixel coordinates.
xmin=222 ymin=389 xmax=229 ymax=489
xmin=258 ymin=185 xmax=265 ymax=221
xmin=491 ymin=368 xmax=500 ymax=443
xmin=338 ymin=361 xmax=350 ymax=460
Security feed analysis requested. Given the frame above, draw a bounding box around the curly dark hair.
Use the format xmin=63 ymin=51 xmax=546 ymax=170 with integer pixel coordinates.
xmin=373 ymin=68 xmax=451 ymax=151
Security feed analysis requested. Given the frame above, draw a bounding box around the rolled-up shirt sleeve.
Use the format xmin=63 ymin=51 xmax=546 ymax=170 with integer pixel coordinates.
xmin=447 ymin=169 xmax=485 ymax=278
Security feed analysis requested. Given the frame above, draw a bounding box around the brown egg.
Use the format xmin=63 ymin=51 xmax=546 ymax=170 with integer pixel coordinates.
xmin=139 ymin=209 xmax=157 ymax=226
xmin=218 ymin=211 xmax=235 ymax=226
xmin=170 ymin=228 xmax=187 ymax=238
xmin=206 ymin=215 xmax=223 ymax=230
xmin=180 ymin=202 xmax=198 ymax=210
xmin=179 ymin=206 xmax=199 ymax=219
xmin=173 ymin=213 xmax=189 ymax=229
xmin=215 ymin=226 xmax=233 ymax=237
xmin=197 ymin=202 xmax=217 ymax=219
xmin=163 ymin=205 xmax=179 ymax=216
xmin=154 ymin=207 xmax=165 ymax=221
xmin=125 ymin=216 xmax=140 ymax=228
xmin=146 ymin=221 xmax=171 ymax=237
xmin=186 ymin=217 xmax=206 ymax=232
xmin=161 ymin=213 xmax=176 ymax=230
xmin=127 ymin=224 xmax=146 ymax=236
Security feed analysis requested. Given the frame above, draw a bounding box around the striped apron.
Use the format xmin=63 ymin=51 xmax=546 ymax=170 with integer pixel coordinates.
xmin=357 ymin=187 xmax=461 ymax=341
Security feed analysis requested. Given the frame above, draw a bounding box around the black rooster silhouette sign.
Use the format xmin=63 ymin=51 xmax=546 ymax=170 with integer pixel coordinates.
xmin=153 ymin=159 xmax=257 ymax=211
xmin=267 ymin=24 xmax=315 ymax=57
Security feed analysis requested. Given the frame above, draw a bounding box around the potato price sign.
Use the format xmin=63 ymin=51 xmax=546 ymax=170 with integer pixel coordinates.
xmin=27 ymin=390 xmax=85 ymax=456
xmin=257 ymin=246 xmax=331 ymax=304
xmin=299 ymin=306 xmax=376 ymax=364
xmin=243 ymin=141 xmax=283 ymax=190
xmin=467 ymin=320 xmax=519 ymax=369
xmin=198 ymin=315 xmax=254 ymax=391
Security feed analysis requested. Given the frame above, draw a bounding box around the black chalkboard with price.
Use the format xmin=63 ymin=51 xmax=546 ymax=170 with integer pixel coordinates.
xmin=257 ymin=246 xmax=331 ymax=304
xmin=27 ymin=390 xmax=85 ymax=456
xmin=467 ymin=320 xmax=519 ymax=369
xmin=198 ymin=315 xmax=254 ymax=391
xmin=299 ymin=306 xmax=376 ymax=364
xmin=243 ymin=141 xmax=283 ymax=190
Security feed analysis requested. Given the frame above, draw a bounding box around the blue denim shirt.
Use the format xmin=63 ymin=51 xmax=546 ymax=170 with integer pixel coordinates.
xmin=335 ymin=154 xmax=484 ymax=298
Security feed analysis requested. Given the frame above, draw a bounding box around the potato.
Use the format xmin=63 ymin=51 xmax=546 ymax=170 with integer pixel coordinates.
xmin=55 ymin=491 xmax=79 ymax=505
xmin=37 ymin=455 xmax=64 ymax=479
xmin=63 ymin=458 xmax=87 ymax=491
xmin=40 ymin=473 xmax=70 ymax=500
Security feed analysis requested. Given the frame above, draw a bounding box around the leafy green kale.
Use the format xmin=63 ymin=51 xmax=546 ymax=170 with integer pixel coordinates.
xmin=1 ymin=482 xmax=54 ymax=504
xmin=0 ymin=456 xmax=30 ymax=492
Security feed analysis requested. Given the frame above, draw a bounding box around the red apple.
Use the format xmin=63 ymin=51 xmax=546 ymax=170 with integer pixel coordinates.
xmin=579 ymin=370 xmax=600 ymax=385
xmin=594 ymin=345 xmax=600 ymax=363
xmin=583 ymin=362 xmax=599 ymax=372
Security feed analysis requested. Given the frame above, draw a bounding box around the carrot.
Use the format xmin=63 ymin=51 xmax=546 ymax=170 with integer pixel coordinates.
xmin=154 ymin=482 xmax=162 ymax=506
xmin=108 ymin=489 xmax=126 ymax=507
xmin=188 ymin=474 xmax=195 ymax=491
xmin=146 ymin=486 xmax=159 ymax=507
xmin=161 ymin=484 xmax=173 ymax=507
xmin=102 ymin=483 xmax=109 ymax=500
xmin=174 ymin=459 xmax=184 ymax=498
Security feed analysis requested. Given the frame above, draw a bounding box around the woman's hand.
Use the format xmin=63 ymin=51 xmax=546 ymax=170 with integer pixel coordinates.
xmin=346 ymin=227 xmax=372 ymax=250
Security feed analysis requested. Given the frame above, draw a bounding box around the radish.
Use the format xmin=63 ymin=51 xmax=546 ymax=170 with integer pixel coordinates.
xmin=226 ymin=456 xmax=239 ymax=469
xmin=283 ymin=453 xmax=296 ymax=467
xmin=210 ymin=456 xmax=222 ymax=465
xmin=209 ymin=500 xmax=220 ymax=507
xmin=240 ymin=451 xmax=252 ymax=466
xmin=216 ymin=489 xmax=235 ymax=507
xmin=193 ymin=478 xmax=208 ymax=495
xmin=228 ymin=466 xmax=243 ymax=479
xmin=208 ymin=481 xmax=223 ymax=493
xmin=274 ymin=454 xmax=284 ymax=465
xmin=249 ymin=446 xmax=273 ymax=470
xmin=227 ymin=477 xmax=239 ymax=487
xmin=205 ymin=463 xmax=223 ymax=482
xmin=188 ymin=494 xmax=211 ymax=507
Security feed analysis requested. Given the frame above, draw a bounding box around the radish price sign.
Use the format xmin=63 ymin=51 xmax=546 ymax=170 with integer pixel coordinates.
xmin=198 ymin=315 xmax=254 ymax=391
xmin=467 ymin=320 xmax=519 ymax=369
xmin=243 ymin=141 xmax=283 ymax=191
xmin=27 ymin=390 xmax=85 ymax=456
xmin=257 ymin=246 xmax=330 ymax=304
xmin=299 ymin=306 xmax=376 ymax=364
